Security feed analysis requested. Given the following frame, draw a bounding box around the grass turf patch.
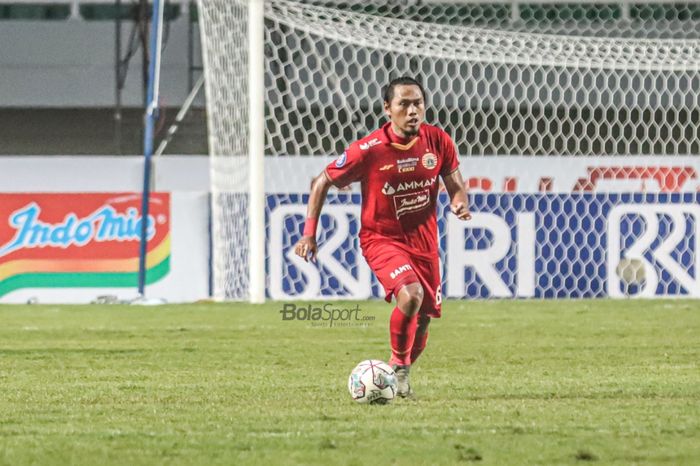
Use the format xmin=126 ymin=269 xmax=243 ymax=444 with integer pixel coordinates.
xmin=0 ymin=300 xmax=699 ymax=465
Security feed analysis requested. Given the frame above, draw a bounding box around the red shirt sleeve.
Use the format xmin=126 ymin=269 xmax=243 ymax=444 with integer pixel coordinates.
xmin=439 ymin=130 xmax=460 ymax=177
xmin=324 ymin=144 xmax=365 ymax=187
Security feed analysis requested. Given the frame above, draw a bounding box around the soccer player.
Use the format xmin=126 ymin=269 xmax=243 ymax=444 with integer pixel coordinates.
xmin=294 ymin=76 xmax=471 ymax=397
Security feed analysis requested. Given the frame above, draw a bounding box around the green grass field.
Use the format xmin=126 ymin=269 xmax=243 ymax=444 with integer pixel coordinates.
xmin=1 ymin=300 xmax=699 ymax=465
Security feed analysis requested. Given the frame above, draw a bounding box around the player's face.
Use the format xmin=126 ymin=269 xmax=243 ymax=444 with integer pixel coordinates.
xmin=384 ymin=85 xmax=425 ymax=138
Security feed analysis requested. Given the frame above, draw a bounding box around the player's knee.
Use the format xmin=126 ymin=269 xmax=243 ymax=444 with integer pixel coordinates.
xmin=398 ymin=283 xmax=424 ymax=315
xmin=406 ymin=284 xmax=424 ymax=309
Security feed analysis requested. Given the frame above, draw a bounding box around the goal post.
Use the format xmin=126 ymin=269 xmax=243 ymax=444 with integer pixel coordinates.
xmin=197 ymin=0 xmax=700 ymax=301
xmin=248 ymin=0 xmax=266 ymax=304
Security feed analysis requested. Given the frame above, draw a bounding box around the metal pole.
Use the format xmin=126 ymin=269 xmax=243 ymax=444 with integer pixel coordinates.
xmin=115 ymin=0 xmax=122 ymax=154
xmin=141 ymin=0 xmax=149 ymax=107
xmin=188 ymin=0 xmax=194 ymax=91
xmin=138 ymin=0 xmax=165 ymax=295
xmin=155 ymin=75 xmax=204 ymax=157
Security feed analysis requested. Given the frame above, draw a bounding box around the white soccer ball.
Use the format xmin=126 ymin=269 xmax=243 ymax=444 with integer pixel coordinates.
xmin=347 ymin=359 xmax=397 ymax=404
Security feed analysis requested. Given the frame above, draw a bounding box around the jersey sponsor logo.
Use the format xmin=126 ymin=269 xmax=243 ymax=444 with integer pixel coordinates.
xmin=393 ymin=190 xmax=430 ymax=218
xmin=389 ymin=263 xmax=413 ymax=280
xmin=397 ymin=157 xmax=419 ymax=173
xmin=379 ymin=164 xmax=394 ymax=171
xmin=422 ymin=153 xmax=437 ymax=170
xmin=381 ymin=182 xmax=395 ymax=195
xmin=359 ymin=138 xmax=381 ymax=151
xmin=397 ymin=176 xmax=437 ymax=192
xmin=335 ymin=151 xmax=347 ymax=168
xmin=381 ymin=176 xmax=437 ymax=196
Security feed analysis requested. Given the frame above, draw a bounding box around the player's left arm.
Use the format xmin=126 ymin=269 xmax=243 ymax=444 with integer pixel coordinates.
xmin=439 ymin=129 xmax=471 ymax=221
xmin=442 ymin=169 xmax=471 ymax=221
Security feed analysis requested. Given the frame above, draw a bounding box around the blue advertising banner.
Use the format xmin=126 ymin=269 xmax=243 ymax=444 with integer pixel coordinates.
xmin=266 ymin=193 xmax=699 ymax=299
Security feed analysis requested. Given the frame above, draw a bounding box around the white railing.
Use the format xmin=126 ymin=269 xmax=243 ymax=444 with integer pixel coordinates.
xmin=0 ymin=0 xmax=693 ymax=24
xmin=0 ymin=0 xmax=192 ymax=21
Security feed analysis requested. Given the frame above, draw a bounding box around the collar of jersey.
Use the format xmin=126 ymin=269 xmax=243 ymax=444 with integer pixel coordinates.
xmin=381 ymin=122 xmax=421 ymax=151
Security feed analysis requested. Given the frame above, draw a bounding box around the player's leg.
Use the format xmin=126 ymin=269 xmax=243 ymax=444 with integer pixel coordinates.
xmin=390 ymin=282 xmax=423 ymax=397
xmin=408 ymin=255 xmax=441 ymax=364
xmin=391 ymin=282 xmax=423 ymax=364
xmin=410 ymin=314 xmax=431 ymax=364
xmin=360 ymin=241 xmax=422 ymax=397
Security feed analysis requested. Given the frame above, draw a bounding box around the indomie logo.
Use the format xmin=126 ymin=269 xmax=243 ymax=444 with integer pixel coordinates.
xmin=390 ymin=264 xmax=413 ymax=280
xmin=0 ymin=202 xmax=156 ymax=257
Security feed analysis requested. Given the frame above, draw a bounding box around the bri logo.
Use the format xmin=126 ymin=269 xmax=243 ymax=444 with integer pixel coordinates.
xmin=0 ymin=202 xmax=157 ymax=258
xmin=607 ymin=203 xmax=700 ymax=298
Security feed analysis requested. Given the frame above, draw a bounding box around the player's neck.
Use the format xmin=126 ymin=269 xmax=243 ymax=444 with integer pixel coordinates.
xmin=389 ymin=124 xmax=418 ymax=144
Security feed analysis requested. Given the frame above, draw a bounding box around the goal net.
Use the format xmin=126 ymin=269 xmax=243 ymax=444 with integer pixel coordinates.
xmin=198 ymin=0 xmax=700 ymax=301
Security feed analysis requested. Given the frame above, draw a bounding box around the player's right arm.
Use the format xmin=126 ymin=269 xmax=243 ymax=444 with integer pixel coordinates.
xmin=294 ymin=172 xmax=332 ymax=262
xmin=294 ymin=146 xmax=366 ymax=262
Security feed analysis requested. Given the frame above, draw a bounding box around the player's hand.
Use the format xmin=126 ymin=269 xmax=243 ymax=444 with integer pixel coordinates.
xmin=450 ymin=202 xmax=472 ymax=221
xmin=294 ymin=236 xmax=318 ymax=262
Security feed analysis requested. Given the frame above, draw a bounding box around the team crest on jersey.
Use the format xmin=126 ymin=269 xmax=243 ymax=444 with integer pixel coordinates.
xmin=422 ymin=153 xmax=437 ymax=170
xmin=335 ymin=151 xmax=347 ymax=168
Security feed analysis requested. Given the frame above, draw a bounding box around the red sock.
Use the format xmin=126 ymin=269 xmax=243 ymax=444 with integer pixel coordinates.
xmin=410 ymin=331 xmax=429 ymax=364
xmin=389 ymin=306 xmax=418 ymax=366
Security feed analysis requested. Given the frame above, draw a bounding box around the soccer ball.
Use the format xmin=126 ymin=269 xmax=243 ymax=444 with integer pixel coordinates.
xmin=347 ymin=359 xmax=397 ymax=404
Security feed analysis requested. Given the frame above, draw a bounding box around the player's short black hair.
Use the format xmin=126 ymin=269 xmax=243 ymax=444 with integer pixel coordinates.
xmin=383 ymin=76 xmax=426 ymax=103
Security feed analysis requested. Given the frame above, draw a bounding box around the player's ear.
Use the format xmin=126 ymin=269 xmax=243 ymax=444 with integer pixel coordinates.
xmin=383 ymin=100 xmax=391 ymax=117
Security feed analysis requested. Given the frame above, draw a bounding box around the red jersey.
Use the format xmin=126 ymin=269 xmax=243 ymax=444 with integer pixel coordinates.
xmin=324 ymin=122 xmax=459 ymax=256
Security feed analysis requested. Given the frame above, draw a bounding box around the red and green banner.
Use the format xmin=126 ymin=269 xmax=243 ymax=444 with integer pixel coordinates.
xmin=0 ymin=193 xmax=170 ymax=297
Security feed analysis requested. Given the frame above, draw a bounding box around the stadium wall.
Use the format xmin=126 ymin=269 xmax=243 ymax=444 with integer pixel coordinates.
xmin=0 ymin=155 xmax=698 ymax=302
xmin=0 ymin=156 xmax=209 ymax=303
xmin=264 ymin=156 xmax=700 ymax=300
xmin=0 ymin=17 xmax=200 ymax=107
